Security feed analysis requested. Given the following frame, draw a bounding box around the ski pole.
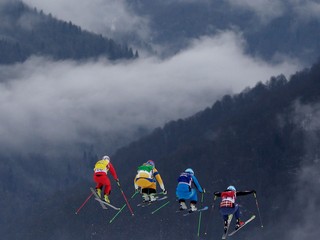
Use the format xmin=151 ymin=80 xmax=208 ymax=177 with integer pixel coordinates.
xmin=75 ymin=192 xmax=94 ymax=214
xmin=109 ymin=203 xmax=126 ymax=223
xmin=253 ymin=192 xmax=264 ymax=228
xmin=151 ymin=200 xmax=170 ymax=214
xmin=204 ymin=195 xmax=217 ymax=235
xmin=131 ymin=190 xmax=139 ymax=199
xmin=197 ymin=191 xmax=205 ymax=237
xmin=117 ymin=180 xmax=135 ymax=216
xmin=109 ymin=191 xmax=138 ymax=223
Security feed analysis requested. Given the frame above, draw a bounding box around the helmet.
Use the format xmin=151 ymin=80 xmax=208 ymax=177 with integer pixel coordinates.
xmin=185 ymin=168 xmax=194 ymax=175
xmin=227 ymin=185 xmax=236 ymax=192
xmin=102 ymin=155 xmax=110 ymax=161
xmin=146 ymin=160 xmax=155 ymax=167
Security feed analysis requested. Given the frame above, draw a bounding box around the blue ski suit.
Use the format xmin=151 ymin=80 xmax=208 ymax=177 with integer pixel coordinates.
xmin=176 ymin=172 xmax=204 ymax=203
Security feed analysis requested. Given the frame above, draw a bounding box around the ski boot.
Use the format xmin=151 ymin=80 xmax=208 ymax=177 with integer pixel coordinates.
xmin=224 ymin=220 xmax=228 ymax=233
xmin=142 ymin=193 xmax=150 ymax=202
xmin=149 ymin=194 xmax=157 ymax=202
xmin=235 ymin=219 xmax=244 ymax=230
xmin=95 ymin=188 xmax=101 ymax=198
xmin=190 ymin=203 xmax=197 ymax=212
xmin=179 ymin=201 xmax=187 ymax=210
xmin=103 ymin=194 xmax=110 ymax=204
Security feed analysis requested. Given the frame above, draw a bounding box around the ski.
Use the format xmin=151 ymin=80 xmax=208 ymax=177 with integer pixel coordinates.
xmin=90 ymin=187 xmax=107 ymax=210
xmin=222 ymin=214 xmax=233 ymax=239
xmin=137 ymin=196 xmax=168 ymax=207
xmin=228 ymin=215 xmax=256 ymax=237
xmin=90 ymin=187 xmax=120 ymax=210
xmin=182 ymin=206 xmax=209 ymax=216
xmin=94 ymin=197 xmax=121 ymax=210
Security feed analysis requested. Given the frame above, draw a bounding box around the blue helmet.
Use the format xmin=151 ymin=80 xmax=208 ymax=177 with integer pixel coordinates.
xmin=146 ymin=160 xmax=155 ymax=167
xmin=185 ymin=168 xmax=194 ymax=175
xmin=227 ymin=185 xmax=236 ymax=192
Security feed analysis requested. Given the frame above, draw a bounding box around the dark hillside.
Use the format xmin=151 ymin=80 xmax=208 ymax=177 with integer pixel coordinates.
xmin=18 ymin=59 xmax=320 ymax=240
xmin=0 ymin=1 xmax=137 ymax=64
xmin=128 ymin=0 xmax=320 ymax=64
xmin=111 ymin=60 xmax=320 ymax=238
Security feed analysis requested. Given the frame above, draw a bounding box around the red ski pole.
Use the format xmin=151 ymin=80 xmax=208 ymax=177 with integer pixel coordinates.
xmin=75 ymin=192 xmax=94 ymax=214
xmin=117 ymin=180 xmax=135 ymax=216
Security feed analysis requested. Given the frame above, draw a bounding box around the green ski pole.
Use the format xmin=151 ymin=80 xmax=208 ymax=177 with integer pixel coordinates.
xmin=204 ymin=195 xmax=217 ymax=235
xmin=253 ymin=192 xmax=264 ymax=228
xmin=131 ymin=191 xmax=139 ymax=199
xmin=109 ymin=204 xmax=126 ymax=223
xmin=197 ymin=191 xmax=205 ymax=237
xmin=151 ymin=200 xmax=170 ymax=214
xmin=109 ymin=192 xmax=138 ymax=224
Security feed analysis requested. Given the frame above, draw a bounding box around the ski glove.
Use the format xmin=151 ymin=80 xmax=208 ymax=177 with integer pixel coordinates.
xmin=116 ymin=179 xmax=121 ymax=187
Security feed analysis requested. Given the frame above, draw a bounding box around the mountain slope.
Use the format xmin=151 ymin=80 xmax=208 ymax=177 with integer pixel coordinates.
xmin=18 ymin=56 xmax=320 ymax=240
xmin=0 ymin=1 xmax=137 ymax=64
xmin=127 ymin=0 xmax=320 ymax=64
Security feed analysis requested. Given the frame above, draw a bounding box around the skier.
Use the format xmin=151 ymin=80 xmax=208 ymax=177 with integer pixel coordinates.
xmin=93 ymin=155 xmax=119 ymax=204
xmin=214 ymin=186 xmax=256 ymax=232
xmin=134 ymin=160 xmax=167 ymax=202
xmin=176 ymin=168 xmax=205 ymax=212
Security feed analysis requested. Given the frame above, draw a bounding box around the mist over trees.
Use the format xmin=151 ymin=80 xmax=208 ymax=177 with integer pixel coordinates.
xmin=8 ymin=56 xmax=320 ymax=240
xmin=0 ymin=1 xmax=137 ymax=64
xmin=1 ymin=1 xmax=320 ymax=239
xmin=127 ymin=0 xmax=320 ymax=64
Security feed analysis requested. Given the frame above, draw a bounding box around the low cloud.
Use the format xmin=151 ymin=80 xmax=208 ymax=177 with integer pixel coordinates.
xmin=283 ymin=102 xmax=320 ymax=239
xmin=286 ymin=162 xmax=320 ymax=239
xmin=0 ymin=31 xmax=301 ymax=155
xmin=227 ymin=0 xmax=320 ymax=23
xmin=226 ymin=0 xmax=285 ymax=23
xmin=291 ymin=0 xmax=320 ymax=22
xmin=23 ymin=0 xmax=151 ymax=41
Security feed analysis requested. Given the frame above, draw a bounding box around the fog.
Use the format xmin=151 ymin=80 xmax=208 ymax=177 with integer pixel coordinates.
xmin=227 ymin=0 xmax=320 ymax=23
xmin=0 ymin=31 xmax=301 ymax=155
xmin=22 ymin=0 xmax=320 ymax=40
xmin=278 ymin=102 xmax=320 ymax=239
xmin=22 ymin=0 xmax=151 ymax=41
xmin=0 ymin=2 xmax=318 ymax=239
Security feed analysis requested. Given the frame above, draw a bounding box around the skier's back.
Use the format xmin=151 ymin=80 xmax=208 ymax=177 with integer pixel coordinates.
xmin=214 ymin=185 xmax=256 ymax=232
xmin=134 ymin=160 xmax=167 ymax=202
xmin=176 ymin=168 xmax=204 ymax=212
xmin=93 ymin=155 xmax=119 ymax=203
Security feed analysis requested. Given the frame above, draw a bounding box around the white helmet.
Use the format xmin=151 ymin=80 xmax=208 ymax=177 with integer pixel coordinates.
xmin=185 ymin=168 xmax=194 ymax=175
xmin=227 ymin=185 xmax=236 ymax=192
xmin=102 ymin=155 xmax=110 ymax=161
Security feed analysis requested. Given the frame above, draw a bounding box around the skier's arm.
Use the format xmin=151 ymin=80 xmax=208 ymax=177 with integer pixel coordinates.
xmin=192 ymin=175 xmax=204 ymax=193
xmin=236 ymin=190 xmax=256 ymax=196
xmin=214 ymin=191 xmax=222 ymax=197
xmin=134 ymin=176 xmax=138 ymax=190
xmin=108 ymin=163 xmax=119 ymax=180
xmin=153 ymin=168 xmax=165 ymax=191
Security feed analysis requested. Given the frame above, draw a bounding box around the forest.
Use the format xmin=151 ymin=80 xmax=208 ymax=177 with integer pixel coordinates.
xmin=9 ymin=55 xmax=320 ymax=240
xmin=0 ymin=1 xmax=138 ymax=64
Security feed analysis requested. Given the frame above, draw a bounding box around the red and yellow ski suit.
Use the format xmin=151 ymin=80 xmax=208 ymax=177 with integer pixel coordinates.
xmin=93 ymin=159 xmax=118 ymax=195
